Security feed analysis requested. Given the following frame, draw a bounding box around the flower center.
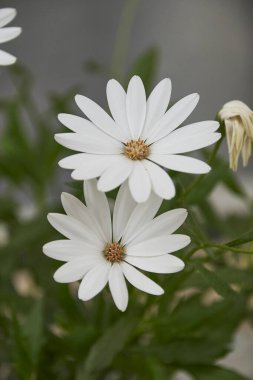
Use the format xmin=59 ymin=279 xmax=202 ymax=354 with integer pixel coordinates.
xmin=124 ymin=139 xmax=149 ymax=160
xmin=103 ymin=242 xmax=125 ymax=263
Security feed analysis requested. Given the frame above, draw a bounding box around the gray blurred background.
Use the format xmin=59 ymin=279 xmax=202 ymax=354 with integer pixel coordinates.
xmin=1 ymin=0 xmax=253 ymax=120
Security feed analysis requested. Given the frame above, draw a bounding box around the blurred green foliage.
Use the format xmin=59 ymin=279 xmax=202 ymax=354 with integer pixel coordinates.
xmin=0 ymin=48 xmax=253 ymax=380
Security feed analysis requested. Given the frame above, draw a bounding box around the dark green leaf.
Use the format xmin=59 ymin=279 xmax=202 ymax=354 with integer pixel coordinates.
xmin=189 ymin=364 xmax=250 ymax=380
xmin=77 ymin=317 xmax=136 ymax=378
xmin=195 ymin=262 xmax=236 ymax=299
xmin=24 ymin=300 xmax=45 ymax=367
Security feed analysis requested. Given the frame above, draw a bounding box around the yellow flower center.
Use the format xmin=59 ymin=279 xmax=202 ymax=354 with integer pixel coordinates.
xmin=124 ymin=139 xmax=149 ymax=160
xmin=103 ymin=242 xmax=125 ymax=263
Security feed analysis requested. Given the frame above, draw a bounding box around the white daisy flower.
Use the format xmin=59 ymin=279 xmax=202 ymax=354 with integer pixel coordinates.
xmin=0 ymin=8 xmax=21 ymax=66
xmin=56 ymin=76 xmax=221 ymax=203
xmin=43 ymin=180 xmax=190 ymax=311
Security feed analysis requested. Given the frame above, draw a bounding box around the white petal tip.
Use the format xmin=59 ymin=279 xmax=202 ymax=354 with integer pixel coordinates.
xmin=75 ymin=94 xmax=83 ymax=104
xmin=203 ymin=165 xmax=211 ymax=173
xmin=71 ymin=171 xmax=82 ymax=181
xmin=117 ymin=305 xmax=127 ymax=312
xmin=16 ymin=27 xmax=22 ymax=37
xmin=42 ymin=244 xmax=48 ymax=254
xmin=107 ymin=78 xmax=117 ymax=86
xmin=78 ymin=291 xmax=92 ymax=302
xmin=163 ymin=191 xmax=176 ymax=200
xmin=2 ymin=56 xmax=17 ymax=66
xmin=57 ymin=113 xmax=66 ymax=123
xmin=54 ymin=134 xmax=61 ymax=143
xmin=61 ymin=192 xmax=68 ymax=202
xmin=58 ymin=159 xmax=66 ymax=168
xmin=185 ymin=236 xmax=191 ymax=246
xmin=5 ymin=8 xmax=17 ymax=16
xmin=53 ymin=273 xmax=64 ymax=283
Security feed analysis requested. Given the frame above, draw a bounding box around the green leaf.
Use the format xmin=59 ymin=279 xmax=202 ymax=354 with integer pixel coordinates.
xmin=128 ymin=47 xmax=159 ymax=92
xmin=24 ymin=300 xmax=45 ymax=368
xmin=11 ymin=315 xmax=32 ymax=380
xmin=195 ymin=263 xmax=236 ymax=299
xmin=226 ymin=230 xmax=253 ymax=248
xmin=131 ymin=338 xmax=228 ymax=366
xmin=77 ymin=316 xmax=136 ymax=379
xmin=189 ymin=364 xmax=250 ymax=380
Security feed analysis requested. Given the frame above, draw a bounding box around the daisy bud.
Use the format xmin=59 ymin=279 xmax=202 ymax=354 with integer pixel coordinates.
xmin=219 ymin=100 xmax=253 ymax=171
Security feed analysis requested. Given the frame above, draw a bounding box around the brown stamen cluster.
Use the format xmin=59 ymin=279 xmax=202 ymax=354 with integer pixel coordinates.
xmin=103 ymin=242 xmax=125 ymax=263
xmin=124 ymin=139 xmax=149 ymax=160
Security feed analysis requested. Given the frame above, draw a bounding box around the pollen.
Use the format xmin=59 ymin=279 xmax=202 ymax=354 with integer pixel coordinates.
xmin=103 ymin=242 xmax=125 ymax=263
xmin=124 ymin=139 xmax=149 ymax=160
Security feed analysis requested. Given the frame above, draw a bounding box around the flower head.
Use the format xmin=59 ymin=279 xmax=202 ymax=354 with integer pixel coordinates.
xmin=56 ymin=76 xmax=221 ymax=203
xmin=43 ymin=180 xmax=190 ymax=311
xmin=0 ymin=8 xmax=21 ymax=65
xmin=219 ymin=100 xmax=253 ymax=171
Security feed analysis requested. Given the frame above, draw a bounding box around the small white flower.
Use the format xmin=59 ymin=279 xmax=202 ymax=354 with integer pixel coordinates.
xmin=43 ymin=180 xmax=190 ymax=311
xmin=56 ymin=76 xmax=221 ymax=203
xmin=0 ymin=8 xmax=21 ymax=66
xmin=219 ymin=100 xmax=253 ymax=171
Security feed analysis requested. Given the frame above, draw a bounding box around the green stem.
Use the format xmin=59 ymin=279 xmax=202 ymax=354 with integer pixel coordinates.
xmin=205 ymin=243 xmax=253 ymax=254
xmin=181 ymin=135 xmax=224 ymax=200
xmin=185 ymin=241 xmax=253 ymax=260
xmin=111 ymin=0 xmax=140 ymax=80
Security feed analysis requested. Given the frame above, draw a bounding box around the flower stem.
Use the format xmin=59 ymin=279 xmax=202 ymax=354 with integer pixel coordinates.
xmin=181 ymin=135 xmax=224 ymax=200
xmin=111 ymin=0 xmax=140 ymax=80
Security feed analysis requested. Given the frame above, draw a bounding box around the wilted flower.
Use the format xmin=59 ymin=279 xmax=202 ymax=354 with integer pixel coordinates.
xmin=219 ymin=100 xmax=253 ymax=171
xmin=56 ymin=76 xmax=220 ymax=203
xmin=43 ymin=180 xmax=190 ymax=311
xmin=0 ymin=8 xmax=21 ymax=65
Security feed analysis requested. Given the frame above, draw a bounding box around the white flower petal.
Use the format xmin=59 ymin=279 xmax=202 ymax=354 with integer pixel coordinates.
xmin=0 ymin=49 xmax=16 ymax=65
xmin=146 ymin=93 xmax=199 ymax=144
xmin=54 ymin=257 xmax=100 ymax=283
xmin=122 ymin=192 xmax=162 ymax=245
xmin=109 ymin=263 xmax=128 ymax=311
xmin=58 ymin=113 xmax=99 ymax=134
xmin=106 ymin=79 xmax=131 ymax=140
xmin=71 ymin=155 xmax=120 ymax=180
xmin=121 ymin=262 xmax=164 ymax=295
xmin=128 ymin=161 xmax=151 ymax=203
xmin=127 ymin=234 xmax=190 ymax=257
xmin=151 ymin=121 xmax=220 ymax=154
xmin=0 ymin=27 xmax=21 ymax=43
xmin=0 ymin=8 xmax=16 ymax=28
xmin=59 ymin=153 xmax=87 ymax=169
xmin=142 ymin=78 xmax=171 ymax=139
xmin=171 ymin=120 xmax=220 ymax=136
xmin=47 ymin=213 xmax=102 ymax=247
xmin=83 ymin=179 xmax=112 ymax=242
xmin=55 ymin=132 xmax=123 ymax=155
xmin=78 ymin=262 xmax=111 ymax=301
xmin=75 ymin=95 xmax=126 ymax=142
xmin=43 ymin=240 xmax=100 ymax=261
xmin=125 ymin=254 xmax=185 ymax=274
xmin=113 ymin=182 xmax=136 ymax=242
xmin=150 ymin=154 xmax=211 ymax=174
xmin=143 ymin=159 xmax=175 ymax=199
xmin=61 ymin=192 xmax=89 ymax=223
xmin=126 ymin=76 xmax=146 ymax=138
xmin=130 ymin=209 xmax=188 ymax=245
xmin=61 ymin=192 xmax=106 ymax=242
xmin=151 ymin=132 xmax=221 ymax=155
xmin=97 ymin=156 xmax=133 ymax=192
